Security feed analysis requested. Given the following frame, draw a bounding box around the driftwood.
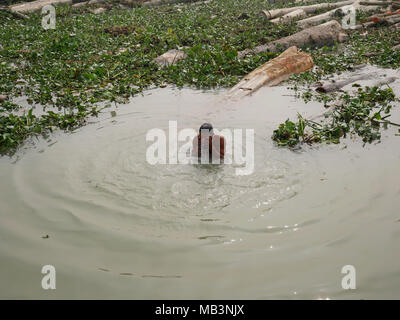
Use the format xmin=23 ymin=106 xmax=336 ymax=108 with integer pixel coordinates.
xmin=239 ymin=20 xmax=347 ymax=58
xmin=366 ymin=9 xmax=400 ymax=21
xmin=297 ymin=4 xmax=383 ymax=28
xmin=228 ymin=46 xmax=313 ymax=100
xmin=316 ymin=73 xmax=377 ymax=93
xmin=72 ymin=1 xmax=88 ymax=7
xmin=372 ymin=77 xmax=397 ymax=87
xmin=393 ymin=1 xmax=400 ymax=9
xmin=359 ymin=1 xmax=391 ymax=5
xmin=10 ymin=0 xmax=72 ymax=13
xmin=153 ymin=49 xmax=188 ymax=66
xmin=0 ymin=7 xmax=29 ymax=19
xmin=312 ymin=76 xmax=397 ymax=120
xmin=143 ymin=0 xmax=206 ymax=6
xmin=351 ymin=21 xmax=376 ymax=29
xmin=270 ymin=9 xmax=306 ymax=24
xmin=386 ymin=14 xmax=400 ymax=23
xmin=353 ymin=13 xmax=400 ymax=28
xmin=297 ymin=6 xmax=349 ymax=28
xmin=262 ymin=0 xmax=355 ymax=20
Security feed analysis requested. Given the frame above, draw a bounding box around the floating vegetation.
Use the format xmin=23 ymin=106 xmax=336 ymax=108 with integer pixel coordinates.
xmin=1 ymin=0 xmax=400 ymax=153
xmin=272 ymin=87 xmax=399 ymax=147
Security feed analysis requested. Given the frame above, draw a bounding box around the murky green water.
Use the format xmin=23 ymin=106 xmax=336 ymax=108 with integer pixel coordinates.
xmin=1 ymin=78 xmax=400 ymax=299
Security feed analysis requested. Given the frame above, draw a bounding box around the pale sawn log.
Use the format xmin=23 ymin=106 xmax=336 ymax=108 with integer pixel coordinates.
xmin=261 ymin=0 xmax=355 ymax=20
xmin=239 ymin=20 xmax=348 ymax=58
xmin=228 ymin=46 xmax=314 ymax=100
xmin=10 ymin=0 xmax=72 ymax=13
xmin=270 ymin=9 xmax=306 ymax=24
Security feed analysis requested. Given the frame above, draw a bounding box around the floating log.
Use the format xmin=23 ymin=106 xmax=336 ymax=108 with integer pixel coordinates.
xmin=393 ymin=1 xmax=400 ymax=9
xmin=0 ymin=7 xmax=29 ymax=19
xmin=297 ymin=4 xmax=382 ymax=28
xmin=153 ymin=49 xmax=188 ymax=67
xmin=386 ymin=14 xmax=400 ymax=23
xmin=270 ymin=9 xmax=306 ymax=24
xmin=371 ymin=76 xmax=397 ymax=87
xmin=143 ymin=0 xmax=206 ymax=6
xmin=351 ymin=21 xmax=376 ymax=29
xmin=72 ymin=1 xmax=88 ymax=7
xmin=316 ymin=73 xmax=377 ymax=93
xmin=239 ymin=20 xmax=348 ymax=58
xmin=359 ymin=1 xmax=391 ymax=5
xmin=10 ymin=0 xmax=72 ymax=13
xmin=228 ymin=46 xmax=313 ymax=100
xmin=353 ymin=13 xmax=400 ymax=28
xmin=262 ymin=0 xmax=355 ymax=20
xmin=297 ymin=6 xmax=348 ymax=29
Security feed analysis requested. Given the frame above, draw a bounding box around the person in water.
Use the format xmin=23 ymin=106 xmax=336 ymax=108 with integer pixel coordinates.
xmin=192 ymin=123 xmax=225 ymax=163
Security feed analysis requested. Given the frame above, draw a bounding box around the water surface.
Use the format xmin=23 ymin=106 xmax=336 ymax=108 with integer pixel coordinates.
xmin=1 ymin=76 xmax=400 ymax=299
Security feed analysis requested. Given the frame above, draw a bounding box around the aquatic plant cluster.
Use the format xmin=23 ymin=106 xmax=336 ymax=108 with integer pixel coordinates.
xmin=272 ymin=86 xmax=399 ymax=147
xmin=1 ymin=0 xmax=400 ymax=153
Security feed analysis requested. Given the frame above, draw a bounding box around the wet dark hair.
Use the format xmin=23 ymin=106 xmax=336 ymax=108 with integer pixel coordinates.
xmin=199 ymin=123 xmax=213 ymax=134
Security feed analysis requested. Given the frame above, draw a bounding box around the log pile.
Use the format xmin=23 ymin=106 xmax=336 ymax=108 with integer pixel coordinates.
xmin=240 ymin=0 xmax=398 ymax=58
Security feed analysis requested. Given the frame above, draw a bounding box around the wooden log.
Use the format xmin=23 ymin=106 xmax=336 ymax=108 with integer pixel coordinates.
xmin=297 ymin=6 xmax=348 ymax=28
xmin=316 ymin=73 xmax=376 ymax=93
xmin=0 ymin=95 xmax=8 ymax=103
xmin=351 ymin=21 xmax=376 ymax=29
xmin=297 ymin=4 xmax=382 ymax=28
xmin=367 ymin=10 xmax=399 ymax=21
xmin=353 ymin=13 xmax=400 ymax=28
xmin=72 ymin=1 xmax=88 ymax=7
xmin=262 ymin=0 xmax=355 ymax=20
xmin=0 ymin=7 xmax=29 ymax=19
xmin=10 ymin=0 xmax=72 ymax=13
xmin=143 ymin=0 xmax=204 ymax=6
xmin=270 ymin=9 xmax=306 ymax=24
xmin=228 ymin=46 xmax=314 ymax=100
xmin=372 ymin=76 xmax=397 ymax=87
xmin=386 ymin=14 xmax=400 ymax=23
xmin=312 ymin=76 xmax=397 ymax=120
xmin=239 ymin=20 xmax=347 ymax=58
xmin=393 ymin=1 xmax=400 ymax=9
xmin=359 ymin=1 xmax=391 ymax=5
xmin=153 ymin=49 xmax=188 ymax=67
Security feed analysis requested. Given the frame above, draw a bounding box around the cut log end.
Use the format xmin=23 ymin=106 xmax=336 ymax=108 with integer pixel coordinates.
xmin=228 ymin=46 xmax=314 ymax=99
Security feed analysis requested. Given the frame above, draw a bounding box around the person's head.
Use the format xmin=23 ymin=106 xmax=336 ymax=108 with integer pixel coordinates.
xmin=199 ymin=123 xmax=213 ymax=136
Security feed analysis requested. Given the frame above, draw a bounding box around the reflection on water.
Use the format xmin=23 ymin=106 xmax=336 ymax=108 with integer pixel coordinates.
xmin=0 ymin=80 xmax=400 ymax=299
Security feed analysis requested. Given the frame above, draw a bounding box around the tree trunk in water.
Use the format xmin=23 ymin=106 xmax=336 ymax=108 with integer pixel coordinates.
xmin=271 ymin=9 xmax=306 ymax=24
xmin=352 ymin=13 xmax=400 ymax=29
xmin=359 ymin=1 xmax=391 ymax=5
xmin=228 ymin=46 xmax=314 ymax=100
xmin=297 ymin=4 xmax=382 ymax=29
xmin=296 ymin=6 xmax=349 ymax=29
xmin=392 ymin=1 xmax=400 ymax=10
xmin=262 ymin=0 xmax=355 ymax=20
xmin=239 ymin=20 xmax=348 ymax=58
xmin=10 ymin=0 xmax=72 ymax=13
xmin=316 ymin=73 xmax=376 ymax=93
